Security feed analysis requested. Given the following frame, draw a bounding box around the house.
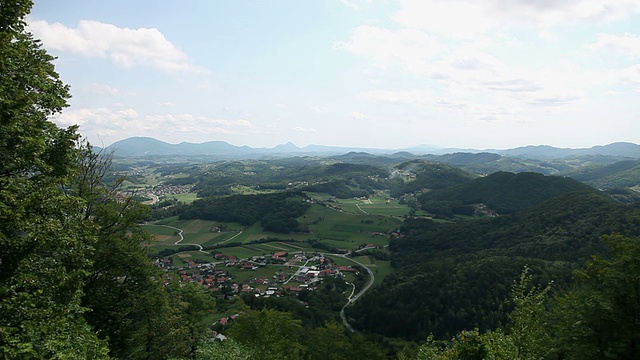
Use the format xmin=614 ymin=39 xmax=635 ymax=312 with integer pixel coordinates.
xmin=338 ymin=266 xmax=356 ymax=272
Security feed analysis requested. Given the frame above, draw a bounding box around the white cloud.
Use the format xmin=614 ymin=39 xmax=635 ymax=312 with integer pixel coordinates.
xmin=338 ymin=0 xmax=371 ymax=10
xmin=350 ymin=111 xmax=369 ymax=120
xmin=88 ymin=83 xmax=119 ymax=96
xmin=335 ymin=25 xmax=442 ymax=69
xmin=292 ymin=126 xmax=317 ymax=132
xmin=28 ymin=18 xmax=208 ymax=74
xmin=393 ymin=0 xmax=640 ymax=38
xmin=589 ymin=33 xmax=640 ymax=59
xmin=160 ymin=101 xmax=176 ymax=107
xmin=310 ymin=105 xmax=328 ymax=113
xmin=53 ymin=107 xmax=259 ymax=144
xmin=361 ymin=89 xmax=434 ymax=105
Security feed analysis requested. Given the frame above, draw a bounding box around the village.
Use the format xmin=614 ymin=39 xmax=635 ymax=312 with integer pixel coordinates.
xmin=154 ymin=250 xmax=366 ymax=299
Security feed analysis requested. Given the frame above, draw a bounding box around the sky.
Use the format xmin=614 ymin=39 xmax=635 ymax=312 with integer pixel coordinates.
xmin=29 ymin=0 xmax=640 ymax=150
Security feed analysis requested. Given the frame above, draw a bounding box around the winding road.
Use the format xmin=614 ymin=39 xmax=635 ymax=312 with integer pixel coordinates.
xmin=145 ymin=224 xmax=377 ymax=332
xmin=320 ymin=252 xmax=376 ymax=332
xmin=145 ymin=224 xmax=210 ymax=254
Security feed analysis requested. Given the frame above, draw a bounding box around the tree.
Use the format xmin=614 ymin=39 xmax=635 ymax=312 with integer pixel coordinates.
xmin=550 ymin=234 xmax=640 ymax=359
xmin=0 ymin=1 xmax=109 ymax=357
xmin=400 ymin=268 xmax=551 ymax=360
xmin=228 ymin=308 xmax=306 ymax=359
xmin=74 ymin=146 xmax=216 ymax=359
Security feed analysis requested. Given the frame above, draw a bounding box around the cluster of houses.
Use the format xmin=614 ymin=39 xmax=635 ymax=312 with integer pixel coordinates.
xmin=155 ymin=250 xmax=360 ymax=299
xmin=142 ymin=184 xmax=193 ymax=202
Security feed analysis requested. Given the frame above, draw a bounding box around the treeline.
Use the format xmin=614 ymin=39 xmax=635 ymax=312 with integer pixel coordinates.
xmin=180 ymin=191 xmax=309 ymax=233
xmin=347 ymin=191 xmax=640 ymax=341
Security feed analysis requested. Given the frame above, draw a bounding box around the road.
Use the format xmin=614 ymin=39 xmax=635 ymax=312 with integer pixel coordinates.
xmin=145 ymin=224 xmax=210 ymax=254
xmin=320 ymin=252 xmax=376 ymax=332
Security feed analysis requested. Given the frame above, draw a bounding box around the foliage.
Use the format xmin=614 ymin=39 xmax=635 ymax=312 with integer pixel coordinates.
xmin=194 ymin=339 xmax=254 ymax=360
xmin=549 ymin=234 xmax=640 ymax=359
xmin=398 ymin=268 xmax=551 ymax=360
xmin=348 ymin=191 xmax=640 ymax=341
xmin=418 ymin=171 xmax=598 ymax=215
xmin=394 ymin=160 xmax=476 ymax=196
xmin=227 ymin=308 xmax=306 ymax=360
xmin=303 ymin=179 xmax=370 ymax=198
xmin=180 ymin=191 xmax=309 ymax=233
xmin=567 ymin=159 xmax=640 ymax=189
xmin=75 ymin=147 xmax=216 ymax=359
xmin=0 ymin=2 xmax=109 ymax=357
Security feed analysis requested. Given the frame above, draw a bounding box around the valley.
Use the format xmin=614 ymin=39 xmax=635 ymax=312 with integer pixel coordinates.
xmin=113 ymin=145 xmax=640 ymax=357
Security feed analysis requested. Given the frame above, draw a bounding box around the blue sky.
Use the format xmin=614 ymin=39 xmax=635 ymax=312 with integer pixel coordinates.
xmin=29 ymin=0 xmax=640 ymax=149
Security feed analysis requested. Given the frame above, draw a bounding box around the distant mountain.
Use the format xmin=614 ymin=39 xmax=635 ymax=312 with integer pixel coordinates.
xmin=105 ymin=137 xmax=640 ymax=160
xmin=494 ymin=142 xmax=640 ymax=160
xmin=106 ymin=137 xmax=254 ymax=157
xmin=106 ymin=137 xmax=397 ymax=158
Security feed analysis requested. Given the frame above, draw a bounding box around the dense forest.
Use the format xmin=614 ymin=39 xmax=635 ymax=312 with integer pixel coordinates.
xmin=347 ymin=189 xmax=640 ymax=357
xmin=180 ymin=191 xmax=310 ymax=233
xmin=418 ymin=171 xmax=598 ymax=216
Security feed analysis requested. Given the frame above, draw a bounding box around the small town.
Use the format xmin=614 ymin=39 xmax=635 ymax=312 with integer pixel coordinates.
xmin=154 ymin=251 xmax=362 ymax=298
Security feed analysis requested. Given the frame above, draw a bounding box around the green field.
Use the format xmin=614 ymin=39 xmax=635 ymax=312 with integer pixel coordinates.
xmin=141 ymin=194 xmax=407 ymax=292
xmin=302 ymin=204 xmax=400 ymax=247
xmin=172 ymin=192 xmax=200 ymax=204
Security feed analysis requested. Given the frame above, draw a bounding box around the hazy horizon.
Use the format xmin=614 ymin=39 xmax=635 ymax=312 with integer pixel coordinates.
xmin=30 ymin=1 xmax=640 ymax=150
xmin=104 ymin=135 xmax=638 ymax=152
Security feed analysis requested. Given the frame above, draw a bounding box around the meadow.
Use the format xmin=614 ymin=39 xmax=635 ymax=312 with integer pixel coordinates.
xmin=141 ymin=192 xmax=413 ymax=289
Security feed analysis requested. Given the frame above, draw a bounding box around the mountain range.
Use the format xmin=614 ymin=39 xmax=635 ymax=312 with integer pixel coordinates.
xmin=104 ymin=137 xmax=640 ymax=160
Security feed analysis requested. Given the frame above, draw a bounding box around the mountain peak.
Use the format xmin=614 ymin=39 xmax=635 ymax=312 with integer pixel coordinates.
xmin=272 ymin=142 xmax=300 ymax=151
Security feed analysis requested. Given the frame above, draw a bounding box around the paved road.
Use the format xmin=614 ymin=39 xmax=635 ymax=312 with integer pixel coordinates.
xmin=320 ymin=252 xmax=376 ymax=332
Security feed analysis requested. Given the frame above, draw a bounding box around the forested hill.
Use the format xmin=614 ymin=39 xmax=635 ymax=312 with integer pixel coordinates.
xmin=180 ymin=191 xmax=310 ymax=233
xmin=566 ymin=159 xmax=640 ymax=189
xmin=346 ymin=191 xmax=640 ymax=341
xmin=419 ymin=171 xmax=598 ymax=215
xmin=393 ymin=161 xmax=476 ymax=195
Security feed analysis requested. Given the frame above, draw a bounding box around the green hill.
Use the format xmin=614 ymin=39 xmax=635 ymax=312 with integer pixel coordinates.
xmin=394 ymin=160 xmax=477 ymax=195
xmin=566 ymin=159 xmax=640 ymax=189
xmin=346 ymin=191 xmax=640 ymax=340
xmin=419 ymin=171 xmax=598 ymax=216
